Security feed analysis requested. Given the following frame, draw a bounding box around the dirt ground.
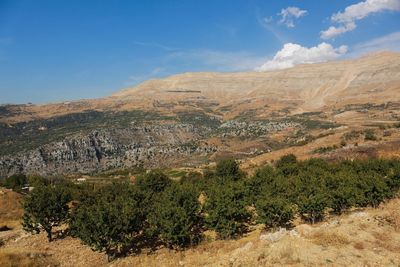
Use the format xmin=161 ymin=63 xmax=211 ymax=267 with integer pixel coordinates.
xmin=1 ymin=187 xmax=399 ymax=267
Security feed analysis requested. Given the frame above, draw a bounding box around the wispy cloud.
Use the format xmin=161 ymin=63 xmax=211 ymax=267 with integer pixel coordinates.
xmin=132 ymin=41 xmax=178 ymax=51
xmin=321 ymin=0 xmax=400 ymax=39
xmin=350 ymin=31 xmax=400 ymax=56
xmin=278 ymin=7 xmax=308 ymax=28
xmin=167 ymin=49 xmax=267 ymax=71
xmin=125 ymin=67 xmax=166 ymax=86
xmin=256 ymin=13 xmax=288 ymax=44
xmin=256 ymin=42 xmax=348 ymax=71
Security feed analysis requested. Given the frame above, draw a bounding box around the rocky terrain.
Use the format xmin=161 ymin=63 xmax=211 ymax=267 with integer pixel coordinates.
xmin=0 ymin=51 xmax=400 ymax=176
xmin=0 ymin=124 xmax=218 ymax=176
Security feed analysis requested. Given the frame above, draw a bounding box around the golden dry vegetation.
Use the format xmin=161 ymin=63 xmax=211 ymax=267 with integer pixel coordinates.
xmin=1 ymin=186 xmax=400 ymax=267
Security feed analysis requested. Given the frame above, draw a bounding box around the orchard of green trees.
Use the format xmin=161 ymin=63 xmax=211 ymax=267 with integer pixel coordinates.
xmin=13 ymin=156 xmax=400 ymax=260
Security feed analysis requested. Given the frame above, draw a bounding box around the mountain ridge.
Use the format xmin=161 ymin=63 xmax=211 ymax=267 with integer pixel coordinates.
xmin=1 ymin=51 xmax=400 ymax=176
xmin=1 ymin=51 xmax=400 ymax=124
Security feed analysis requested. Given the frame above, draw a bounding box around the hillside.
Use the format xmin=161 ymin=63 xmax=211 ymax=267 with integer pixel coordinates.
xmin=0 ymin=51 xmax=400 ymax=176
xmin=1 ymin=189 xmax=399 ymax=267
xmin=1 ymin=51 xmax=400 ymax=123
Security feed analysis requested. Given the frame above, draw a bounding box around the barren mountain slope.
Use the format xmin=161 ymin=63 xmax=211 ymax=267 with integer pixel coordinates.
xmin=114 ymin=51 xmax=400 ymax=109
xmin=2 ymin=51 xmax=400 ymax=123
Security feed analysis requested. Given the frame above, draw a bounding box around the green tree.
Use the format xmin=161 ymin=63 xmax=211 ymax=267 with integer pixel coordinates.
xmin=1 ymin=174 xmax=27 ymax=191
xmin=275 ymin=154 xmax=297 ymax=168
xmin=27 ymin=175 xmax=49 ymax=188
xmin=297 ymin=193 xmax=328 ymax=224
xmin=205 ymin=183 xmax=250 ymax=239
xmin=134 ymin=170 xmax=172 ymax=219
xmin=70 ymin=183 xmax=144 ymax=261
xmin=275 ymin=154 xmax=299 ymax=176
xmin=148 ymin=184 xmax=203 ymax=248
xmin=22 ymin=185 xmax=71 ymax=241
xmin=326 ymin=171 xmax=357 ymax=214
xmin=244 ymin=166 xmax=288 ymax=204
xmin=215 ymin=159 xmax=243 ymax=182
xmin=355 ymin=172 xmax=389 ymax=208
xmin=135 ymin=170 xmax=171 ymax=195
xmin=255 ymin=197 xmax=294 ymax=229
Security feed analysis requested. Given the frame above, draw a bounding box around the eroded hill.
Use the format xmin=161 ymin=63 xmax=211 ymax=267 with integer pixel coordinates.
xmin=0 ymin=51 xmax=400 ymax=176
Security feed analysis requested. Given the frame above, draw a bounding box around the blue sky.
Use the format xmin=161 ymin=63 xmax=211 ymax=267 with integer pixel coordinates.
xmin=0 ymin=0 xmax=399 ymax=104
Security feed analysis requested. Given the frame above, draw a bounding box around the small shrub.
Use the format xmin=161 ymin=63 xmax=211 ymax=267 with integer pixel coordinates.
xmin=343 ymin=130 xmax=361 ymax=141
xmin=364 ymin=129 xmax=377 ymax=141
xmin=313 ymin=145 xmax=338 ymax=154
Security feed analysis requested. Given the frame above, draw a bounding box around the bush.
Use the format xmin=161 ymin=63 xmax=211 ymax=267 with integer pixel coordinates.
xmin=215 ymin=159 xmax=243 ymax=182
xmin=70 ymin=183 xmax=145 ymax=261
xmin=205 ymin=183 xmax=251 ymax=239
xmin=256 ymin=197 xmax=294 ymax=229
xmin=1 ymin=174 xmax=27 ymax=191
xmin=275 ymin=154 xmax=297 ymax=168
xmin=148 ymin=184 xmax=203 ymax=248
xmin=354 ymin=172 xmax=389 ymax=208
xmin=275 ymin=154 xmax=299 ymax=176
xmin=135 ymin=170 xmax=171 ymax=194
xmin=22 ymin=185 xmax=71 ymax=241
xmin=328 ymin=173 xmax=357 ymax=214
xmin=364 ymin=129 xmax=377 ymax=141
xmin=27 ymin=175 xmax=49 ymax=188
xmin=297 ymin=193 xmax=329 ymax=224
xmin=244 ymin=165 xmax=276 ymax=204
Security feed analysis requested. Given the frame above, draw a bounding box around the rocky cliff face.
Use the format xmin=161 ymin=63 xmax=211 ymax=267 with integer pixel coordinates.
xmin=1 ymin=51 xmax=399 ymax=176
xmin=0 ymin=124 xmax=217 ymax=176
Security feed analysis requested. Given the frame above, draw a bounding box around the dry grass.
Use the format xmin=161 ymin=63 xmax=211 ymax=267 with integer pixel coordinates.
xmin=353 ymin=241 xmax=366 ymax=250
xmin=371 ymin=230 xmax=400 ymax=253
xmin=1 ymin=187 xmax=400 ymax=266
xmin=0 ymin=248 xmax=58 ymax=267
xmin=311 ymin=229 xmax=350 ymax=247
xmin=0 ymin=189 xmax=23 ymax=230
xmin=267 ymin=238 xmax=301 ymax=265
xmin=380 ymin=198 xmax=400 ymax=231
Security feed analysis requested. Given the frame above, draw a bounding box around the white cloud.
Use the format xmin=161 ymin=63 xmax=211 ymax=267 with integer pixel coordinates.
xmin=278 ymin=6 xmax=308 ymax=28
xmin=332 ymin=0 xmax=400 ymax=23
xmin=256 ymin=42 xmax=348 ymax=71
xmin=321 ymin=0 xmax=400 ymax=39
xmin=320 ymin=22 xmax=356 ymax=40
xmin=350 ymin=31 xmax=400 ymax=56
xmin=264 ymin=16 xmax=273 ymax=23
